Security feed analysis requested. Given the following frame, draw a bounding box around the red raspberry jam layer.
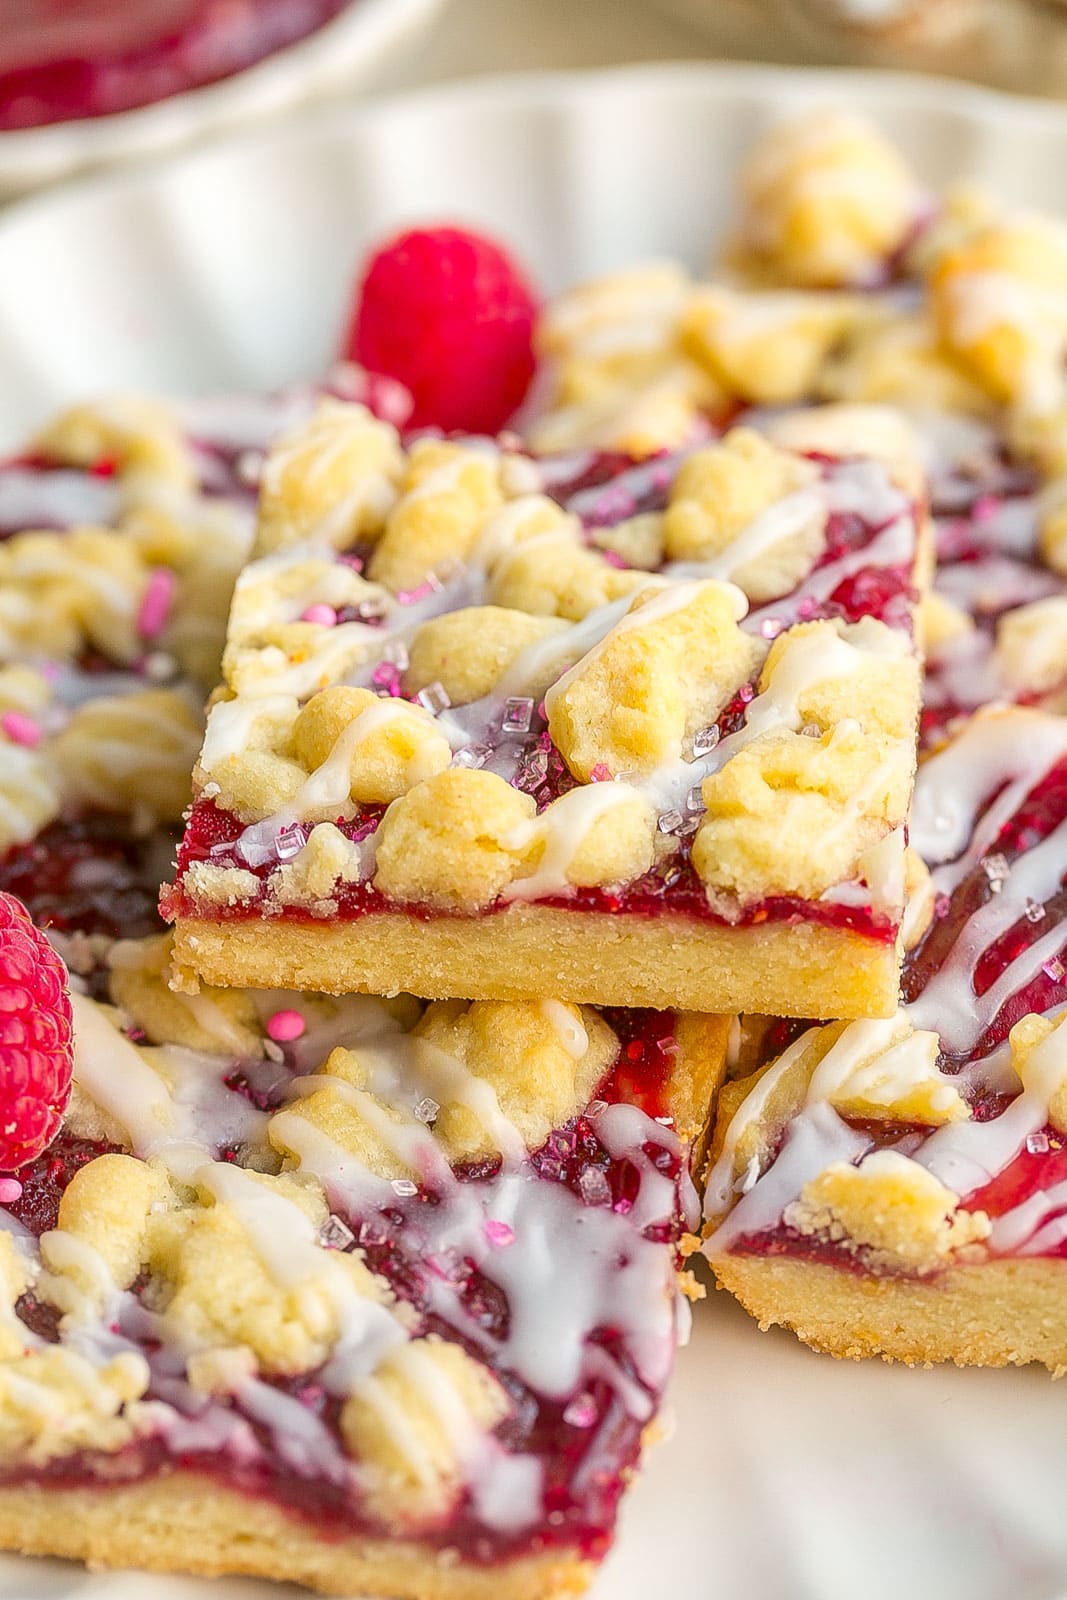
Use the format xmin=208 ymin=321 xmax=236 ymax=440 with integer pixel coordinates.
xmin=166 ymin=796 xmax=896 ymax=944
xmin=0 ymin=0 xmax=354 ymax=131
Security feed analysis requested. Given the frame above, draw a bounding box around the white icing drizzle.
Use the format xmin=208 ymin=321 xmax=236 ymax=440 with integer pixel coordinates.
xmin=917 ymin=1018 xmax=1067 ymax=1196
xmin=0 ymin=468 xmax=120 ymax=530
xmin=987 ymin=1179 xmax=1067 ymax=1255
xmin=539 ymin=1000 xmax=588 ymax=1060
xmin=237 ymin=698 xmax=414 ymax=868
xmin=70 ymin=992 xmax=268 ymax=1184
xmin=704 ymin=1102 xmax=871 ymax=1252
xmin=906 ymin=818 xmax=1067 ymax=1053
xmin=909 ymin=710 xmax=1067 ymax=878
xmin=499 ymin=781 xmax=646 ymax=902
xmin=746 ymin=515 xmax=913 ymax=632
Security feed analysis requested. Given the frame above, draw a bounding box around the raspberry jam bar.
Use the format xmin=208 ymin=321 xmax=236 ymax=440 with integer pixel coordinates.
xmin=701 ymin=704 xmax=1067 ymax=1369
xmin=0 ymin=932 xmax=726 ymax=1598
xmin=166 ymin=401 xmax=927 ymax=1018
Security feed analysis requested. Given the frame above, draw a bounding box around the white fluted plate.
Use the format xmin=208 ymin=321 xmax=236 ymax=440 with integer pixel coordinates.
xmin=1 ymin=62 xmax=1066 ymax=1600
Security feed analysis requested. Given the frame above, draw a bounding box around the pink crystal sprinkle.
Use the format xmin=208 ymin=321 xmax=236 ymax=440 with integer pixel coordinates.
xmin=137 ymin=567 xmax=176 ymax=640
xmin=563 ymin=1393 xmax=598 ymax=1428
xmin=301 ymin=604 xmax=337 ymax=627
xmin=485 ymin=1219 xmax=516 ymax=1247
xmin=0 ymin=1178 xmax=23 ymax=1204
xmin=1 ymin=711 xmax=41 ymax=748
xmin=266 ymin=1009 xmax=305 ymax=1043
xmin=590 ymin=763 xmax=612 ymax=783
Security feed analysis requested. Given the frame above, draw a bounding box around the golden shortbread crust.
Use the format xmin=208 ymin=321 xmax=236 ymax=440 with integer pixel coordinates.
xmin=171 ymin=906 xmax=899 ymax=1019
xmin=711 ymin=1254 xmax=1067 ymax=1372
xmin=0 ymin=1471 xmax=592 ymax=1598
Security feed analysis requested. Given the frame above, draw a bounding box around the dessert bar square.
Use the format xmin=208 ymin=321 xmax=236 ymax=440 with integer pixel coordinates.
xmin=0 ymin=935 xmax=726 ymax=1598
xmin=701 ymin=704 xmax=1067 ymax=1369
xmin=167 ymin=400 xmax=929 ymax=1018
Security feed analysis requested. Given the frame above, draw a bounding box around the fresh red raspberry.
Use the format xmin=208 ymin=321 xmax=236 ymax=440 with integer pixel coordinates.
xmin=0 ymin=892 xmax=73 ymax=1173
xmin=343 ymin=226 xmax=540 ymax=435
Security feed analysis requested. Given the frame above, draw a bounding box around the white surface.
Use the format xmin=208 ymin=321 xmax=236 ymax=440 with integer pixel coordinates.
xmin=2 ymin=60 xmax=1067 ymax=1600
xmin=0 ymin=0 xmax=444 ymax=199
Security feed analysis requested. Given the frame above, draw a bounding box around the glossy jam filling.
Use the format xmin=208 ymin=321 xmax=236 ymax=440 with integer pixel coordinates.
xmin=0 ymin=1015 xmax=688 ymax=1563
xmin=167 ymin=797 xmax=896 ymax=942
xmin=0 ymin=0 xmax=354 ymax=131
xmin=0 ymin=815 xmax=172 ymax=940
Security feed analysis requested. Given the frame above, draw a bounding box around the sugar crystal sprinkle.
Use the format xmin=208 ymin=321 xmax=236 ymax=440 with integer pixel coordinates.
xmin=274 ymin=824 xmax=308 ymax=862
xmin=1025 ymin=899 xmax=1046 ymax=924
xmin=452 ymin=746 xmax=488 ymax=769
xmin=485 ymin=1219 xmax=516 ymax=1247
xmin=982 ymin=853 xmax=1010 ymax=890
xmin=502 ymin=696 xmax=534 ymax=735
xmin=391 ymin=1178 xmax=418 ymax=1198
xmin=320 ymin=1214 xmax=355 ymax=1251
xmin=358 ymin=1216 xmax=390 ymax=1247
xmin=413 ymin=1096 xmax=440 ymax=1125
xmin=686 ymin=785 xmax=705 ymax=814
xmin=692 ymin=725 xmax=720 ymax=757
xmin=1026 ymin=1131 xmax=1050 ymax=1156
xmin=578 ymin=1167 xmax=612 ymax=1208
xmin=1043 ymin=957 xmax=1066 ymax=982
xmin=657 ymin=809 xmax=685 ymax=835
xmin=417 ymin=682 xmax=451 ymax=715
xmin=562 ymin=1393 xmax=598 ymax=1429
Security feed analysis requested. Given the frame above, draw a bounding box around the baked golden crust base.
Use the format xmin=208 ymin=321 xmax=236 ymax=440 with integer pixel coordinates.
xmin=711 ymin=1254 xmax=1067 ymax=1373
xmin=171 ymin=906 xmax=898 ymax=1019
xmin=0 ymin=1471 xmax=593 ymax=1599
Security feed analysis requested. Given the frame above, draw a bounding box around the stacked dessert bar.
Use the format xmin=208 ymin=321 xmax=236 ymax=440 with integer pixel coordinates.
xmin=0 ymin=102 xmax=1064 ymax=1600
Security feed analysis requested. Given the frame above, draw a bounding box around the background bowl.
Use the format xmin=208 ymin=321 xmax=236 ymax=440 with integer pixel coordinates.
xmin=0 ymin=0 xmax=444 ymax=200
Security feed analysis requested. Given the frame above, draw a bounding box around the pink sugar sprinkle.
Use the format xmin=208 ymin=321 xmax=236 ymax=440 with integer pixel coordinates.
xmin=137 ymin=567 xmax=176 ymax=640
xmin=0 ymin=1178 xmax=23 ymax=1204
xmin=1 ymin=711 xmax=41 ymax=748
xmin=485 ymin=1219 xmax=516 ymax=1247
xmin=396 ymin=580 xmax=434 ymax=605
xmin=590 ymin=762 xmax=612 ymax=783
xmin=371 ymin=661 xmax=401 ymax=694
xmin=301 ymin=604 xmax=338 ymax=627
xmin=266 ymin=1009 xmax=306 ymax=1043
